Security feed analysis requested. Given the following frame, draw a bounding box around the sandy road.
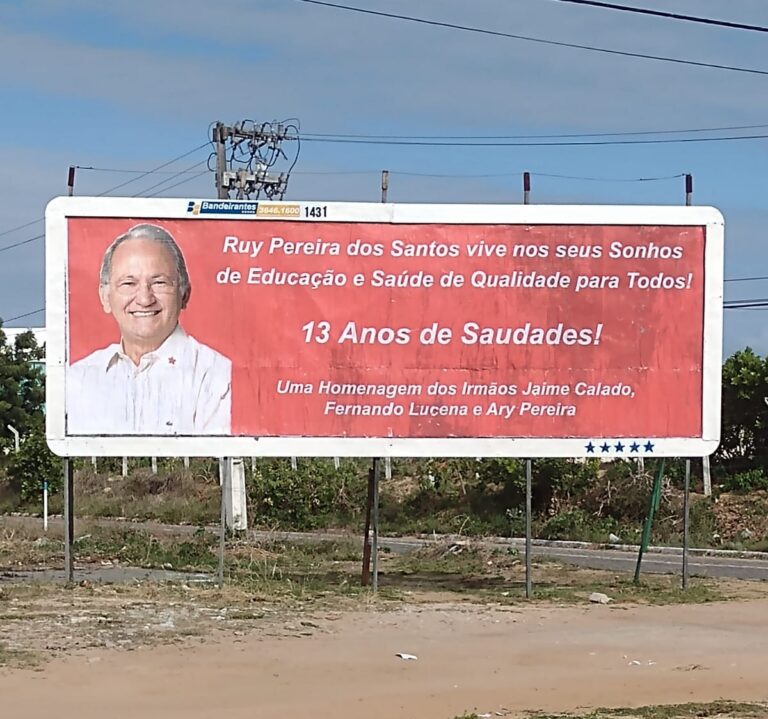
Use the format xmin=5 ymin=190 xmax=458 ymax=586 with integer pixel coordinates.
xmin=2 ymin=598 xmax=767 ymax=719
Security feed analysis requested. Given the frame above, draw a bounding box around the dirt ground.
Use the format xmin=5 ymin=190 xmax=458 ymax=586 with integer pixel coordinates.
xmin=2 ymin=595 xmax=767 ymax=719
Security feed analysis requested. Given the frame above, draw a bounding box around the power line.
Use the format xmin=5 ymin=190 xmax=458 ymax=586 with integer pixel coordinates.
xmin=0 ymin=234 xmax=44 ymax=255
xmin=144 ymin=170 xmax=210 ymax=198
xmin=724 ymin=302 xmax=768 ymax=309
xmin=303 ymin=133 xmax=768 ymax=147
xmin=76 ymin=166 xmax=205 ymax=175
xmin=70 ymin=122 xmax=768 ymax=155
xmin=293 ymin=0 xmax=768 ymax=77
xmin=552 ymin=0 xmax=768 ymax=34
xmin=725 ymin=297 xmax=768 ymax=306
xmin=97 ymin=142 xmax=210 ymax=196
xmin=132 ymin=160 xmax=208 ymax=198
xmin=725 ymin=276 xmax=768 ymax=284
xmin=0 ymin=218 xmax=42 ymax=240
xmin=1 ymin=308 xmax=45 ymax=323
xmin=305 ymin=122 xmax=768 ymax=141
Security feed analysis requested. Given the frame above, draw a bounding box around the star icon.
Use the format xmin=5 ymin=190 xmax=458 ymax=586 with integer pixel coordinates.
xmin=600 ymin=442 xmax=610 ymax=453
xmin=644 ymin=440 xmax=655 ymax=452
xmin=168 ymin=357 xmax=176 ymax=365
xmin=585 ymin=442 xmax=595 ymax=453
xmin=614 ymin=441 xmax=625 ymax=452
xmin=630 ymin=442 xmax=640 ymax=452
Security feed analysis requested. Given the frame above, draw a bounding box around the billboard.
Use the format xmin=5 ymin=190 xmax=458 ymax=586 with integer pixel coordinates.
xmin=45 ymin=197 xmax=723 ymax=457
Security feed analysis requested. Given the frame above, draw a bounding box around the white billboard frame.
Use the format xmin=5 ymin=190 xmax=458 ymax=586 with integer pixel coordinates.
xmin=45 ymin=197 xmax=724 ymax=458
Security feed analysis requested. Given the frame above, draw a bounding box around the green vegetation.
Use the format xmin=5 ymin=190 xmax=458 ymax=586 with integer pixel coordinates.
xmin=0 ymin=641 xmax=40 ymax=669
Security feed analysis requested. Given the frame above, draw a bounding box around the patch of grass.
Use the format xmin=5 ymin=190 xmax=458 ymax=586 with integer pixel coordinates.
xmin=223 ymin=539 xmax=366 ymax=599
xmin=0 ymin=641 xmax=40 ymax=669
xmin=73 ymin=527 xmax=219 ymax=571
xmin=527 ymin=700 xmax=768 ymax=719
xmin=530 ymin=573 xmax=724 ymax=605
xmin=381 ymin=547 xmax=728 ymax=605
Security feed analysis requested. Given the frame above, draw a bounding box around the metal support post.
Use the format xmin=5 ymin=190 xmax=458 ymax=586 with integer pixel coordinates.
xmin=525 ymin=459 xmax=533 ymax=599
xmin=683 ymin=459 xmax=691 ymax=589
xmin=634 ymin=458 xmax=666 ymax=583
xmin=63 ymin=458 xmax=75 ymax=584
xmin=372 ymin=457 xmax=380 ymax=593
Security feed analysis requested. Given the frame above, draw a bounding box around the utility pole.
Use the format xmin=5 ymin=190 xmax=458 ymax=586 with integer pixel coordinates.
xmin=210 ymin=120 xmax=299 ymax=201
xmin=213 ymin=123 xmax=227 ymax=200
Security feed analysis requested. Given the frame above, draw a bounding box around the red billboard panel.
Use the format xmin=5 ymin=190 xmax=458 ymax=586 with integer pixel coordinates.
xmin=45 ymin=199 xmax=723 ymax=457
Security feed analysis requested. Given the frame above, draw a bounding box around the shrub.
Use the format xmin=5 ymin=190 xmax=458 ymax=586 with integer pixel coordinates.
xmin=720 ymin=468 xmax=768 ymax=493
xmin=247 ymin=458 xmax=367 ymax=529
xmin=6 ymin=430 xmax=62 ymax=503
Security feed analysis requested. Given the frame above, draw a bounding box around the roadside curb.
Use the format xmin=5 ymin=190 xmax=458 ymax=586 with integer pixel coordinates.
xmin=415 ymin=533 xmax=768 ymax=561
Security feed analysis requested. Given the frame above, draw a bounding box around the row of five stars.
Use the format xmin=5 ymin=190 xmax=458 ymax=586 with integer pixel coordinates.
xmin=585 ymin=441 xmax=655 ymax=453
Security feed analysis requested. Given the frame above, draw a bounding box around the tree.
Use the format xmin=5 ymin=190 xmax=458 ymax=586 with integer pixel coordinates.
xmin=716 ymin=347 xmax=768 ymax=474
xmin=0 ymin=320 xmax=46 ymax=454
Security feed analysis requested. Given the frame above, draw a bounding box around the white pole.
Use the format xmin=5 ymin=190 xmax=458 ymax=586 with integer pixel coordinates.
xmin=702 ymin=455 xmax=712 ymax=497
xmin=43 ymin=480 xmax=49 ymax=532
xmin=7 ymin=424 xmax=19 ymax=453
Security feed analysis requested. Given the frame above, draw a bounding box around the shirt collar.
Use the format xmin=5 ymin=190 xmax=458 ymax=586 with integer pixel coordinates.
xmin=105 ymin=324 xmax=186 ymax=372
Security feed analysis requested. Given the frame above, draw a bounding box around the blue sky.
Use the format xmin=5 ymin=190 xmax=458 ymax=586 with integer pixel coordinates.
xmin=1 ymin=0 xmax=767 ymax=357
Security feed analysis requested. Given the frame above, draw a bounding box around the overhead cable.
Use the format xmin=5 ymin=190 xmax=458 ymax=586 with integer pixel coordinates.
xmin=293 ymin=0 xmax=768 ymax=76
xmin=552 ymin=0 xmax=768 ymax=33
xmin=302 ymin=133 xmax=768 ymax=147
xmin=304 ymin=122 xmax=768 ymax=141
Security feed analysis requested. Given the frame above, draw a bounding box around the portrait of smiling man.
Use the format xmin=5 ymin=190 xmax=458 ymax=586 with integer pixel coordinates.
xmin=66 ymin=223 xmax=232 ymax=435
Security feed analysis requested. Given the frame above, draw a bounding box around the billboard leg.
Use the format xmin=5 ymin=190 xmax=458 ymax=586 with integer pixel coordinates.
xmin=218 ymin=457 xmax=229 ymax=588
xmin=372 ymin=458 xmax=380 ymax=593
xmin=683 ymin=459 xmax=691 ymax=590
xmin=634 ymin=458 xmax=666 ymax=583
xmin=63 ymin=458 xmax=74 ymax=585
xmin=525 ymin=459 xmax=533 ymax=599
xmin=361 ymin=462 xmax=375 ymax=587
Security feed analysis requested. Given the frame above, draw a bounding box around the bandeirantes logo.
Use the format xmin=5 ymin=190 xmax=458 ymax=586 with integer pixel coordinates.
xmin=186 ymin=200 xmax=259 ymax=216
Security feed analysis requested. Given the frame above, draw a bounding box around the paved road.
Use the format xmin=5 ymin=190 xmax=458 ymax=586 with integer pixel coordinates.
xmin=3 ymin=514 xmax=767 ymax=582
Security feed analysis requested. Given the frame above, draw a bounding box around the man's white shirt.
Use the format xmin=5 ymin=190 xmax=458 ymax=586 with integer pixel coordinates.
xmin=67 ymin=326 xmax=232 ymax=435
